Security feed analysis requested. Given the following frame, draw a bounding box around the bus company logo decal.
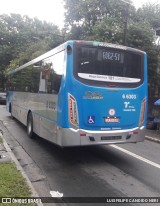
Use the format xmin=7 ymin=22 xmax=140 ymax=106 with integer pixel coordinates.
xmin=123 ymin=101 xmax=136 ymax=112
xmin=83 ymin=91 xmax=103 ymax=100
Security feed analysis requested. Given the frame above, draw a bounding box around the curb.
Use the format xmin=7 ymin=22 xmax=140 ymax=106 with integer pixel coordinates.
xmin=0 ymin=131 xmax=44 ymax=206
xmin=145 ymin=136 xmax=160 ymax=144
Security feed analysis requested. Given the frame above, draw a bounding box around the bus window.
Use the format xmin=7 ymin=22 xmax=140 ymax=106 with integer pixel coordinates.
xmin=75 ymin=46 xmax=143 ymax=87
xmin=41 ymin=51 xmax=64 ymax=94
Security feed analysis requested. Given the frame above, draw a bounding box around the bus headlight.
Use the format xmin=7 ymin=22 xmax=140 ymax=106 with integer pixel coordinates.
xmin=68 ymin=93 xmax=79 ymax=127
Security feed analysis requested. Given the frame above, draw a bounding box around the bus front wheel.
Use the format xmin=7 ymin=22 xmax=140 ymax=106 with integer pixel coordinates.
xmin=27 ymin=112 xmax=34 ymax=138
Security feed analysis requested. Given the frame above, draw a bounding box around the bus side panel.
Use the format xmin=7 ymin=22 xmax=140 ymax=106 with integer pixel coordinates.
xmin=10 ymin=92 xmax=28 ymax=125
xmin=38 ymin=93 xmax=58 ymax=143
xmin=7 ymin=92 xmax=41 ymax=136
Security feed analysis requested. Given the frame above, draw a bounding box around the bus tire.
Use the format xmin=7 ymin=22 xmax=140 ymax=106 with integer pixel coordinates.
xmin=27 ymin=112 xmax=34 ymax=138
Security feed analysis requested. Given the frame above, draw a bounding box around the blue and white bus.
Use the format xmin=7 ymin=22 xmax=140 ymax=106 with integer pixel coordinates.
xmin=6 ymin=40 xmax=147 ymax=147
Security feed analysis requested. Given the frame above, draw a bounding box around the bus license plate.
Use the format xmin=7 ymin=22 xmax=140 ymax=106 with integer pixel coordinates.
xmin=104 ymin=117 xmax=119 ymax=123
xmin=101 ymin=136 xmax=122 ymax=140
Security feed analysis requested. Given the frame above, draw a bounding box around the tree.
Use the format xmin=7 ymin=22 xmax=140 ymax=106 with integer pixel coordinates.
xmin=136 ymin=3 xmax=160 ymax=98
xmin=137 ymin=2 xmax=160 ymax=29
xmin=64 ymin=0 xmax=133 ymax=41
xmin=0 ymin=14 xmax=62 ymax=90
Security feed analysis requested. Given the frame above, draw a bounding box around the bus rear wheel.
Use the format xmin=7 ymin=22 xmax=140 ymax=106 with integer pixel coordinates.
xmin=27 ymin=112 xmax=34 ymax=138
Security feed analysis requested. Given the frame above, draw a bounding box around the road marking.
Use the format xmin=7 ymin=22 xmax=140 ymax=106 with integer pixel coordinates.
xmin=110 ymin=145 xmax=160 ymax=169
xmin=145 ymin=136 xmax=160 ymax=143
xmin=50 ymin=191 xmax=63 ymax=197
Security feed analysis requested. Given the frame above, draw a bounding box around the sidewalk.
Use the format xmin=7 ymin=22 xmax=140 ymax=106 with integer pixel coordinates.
xmin=0 ymin=130 xmax=43 ymax=206
xmin=145 ymin=128 xmax=160 ymax=143
xmin=0 ymin=130 xmax=12 ymax=163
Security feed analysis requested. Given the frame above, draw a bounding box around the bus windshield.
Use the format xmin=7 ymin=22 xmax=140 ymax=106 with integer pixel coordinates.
xmin=75 ymin=46 xmax=143 ymax=87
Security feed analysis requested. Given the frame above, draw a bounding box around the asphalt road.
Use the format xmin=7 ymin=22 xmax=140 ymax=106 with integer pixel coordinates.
xmin=0 ymin=105 xmax=160 ymax=206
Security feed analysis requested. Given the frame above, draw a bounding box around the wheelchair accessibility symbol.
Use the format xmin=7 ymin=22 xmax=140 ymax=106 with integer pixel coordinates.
xmin=88 ymin=116 xmax=95 ymax=124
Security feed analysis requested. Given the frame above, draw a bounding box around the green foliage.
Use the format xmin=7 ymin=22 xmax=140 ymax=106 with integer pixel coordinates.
xmin=92 ymin=15 xmax=124 ymax=43
xmin=134 ymin=3 xmax=160 ymax=97
xmin=137 ymin=3 xmax=160 ymax=29
xmin=0 ymin=14 xmax=62 ymax=89
xmin=64 ymin=0 xmax=133 ymax=41
xmin=0 ymin=163 xmax=36 ymax=206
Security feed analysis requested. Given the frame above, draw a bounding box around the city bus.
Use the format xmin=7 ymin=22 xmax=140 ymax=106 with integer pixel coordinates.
xmin=6 ymin=40 xmax=147 ymax=147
